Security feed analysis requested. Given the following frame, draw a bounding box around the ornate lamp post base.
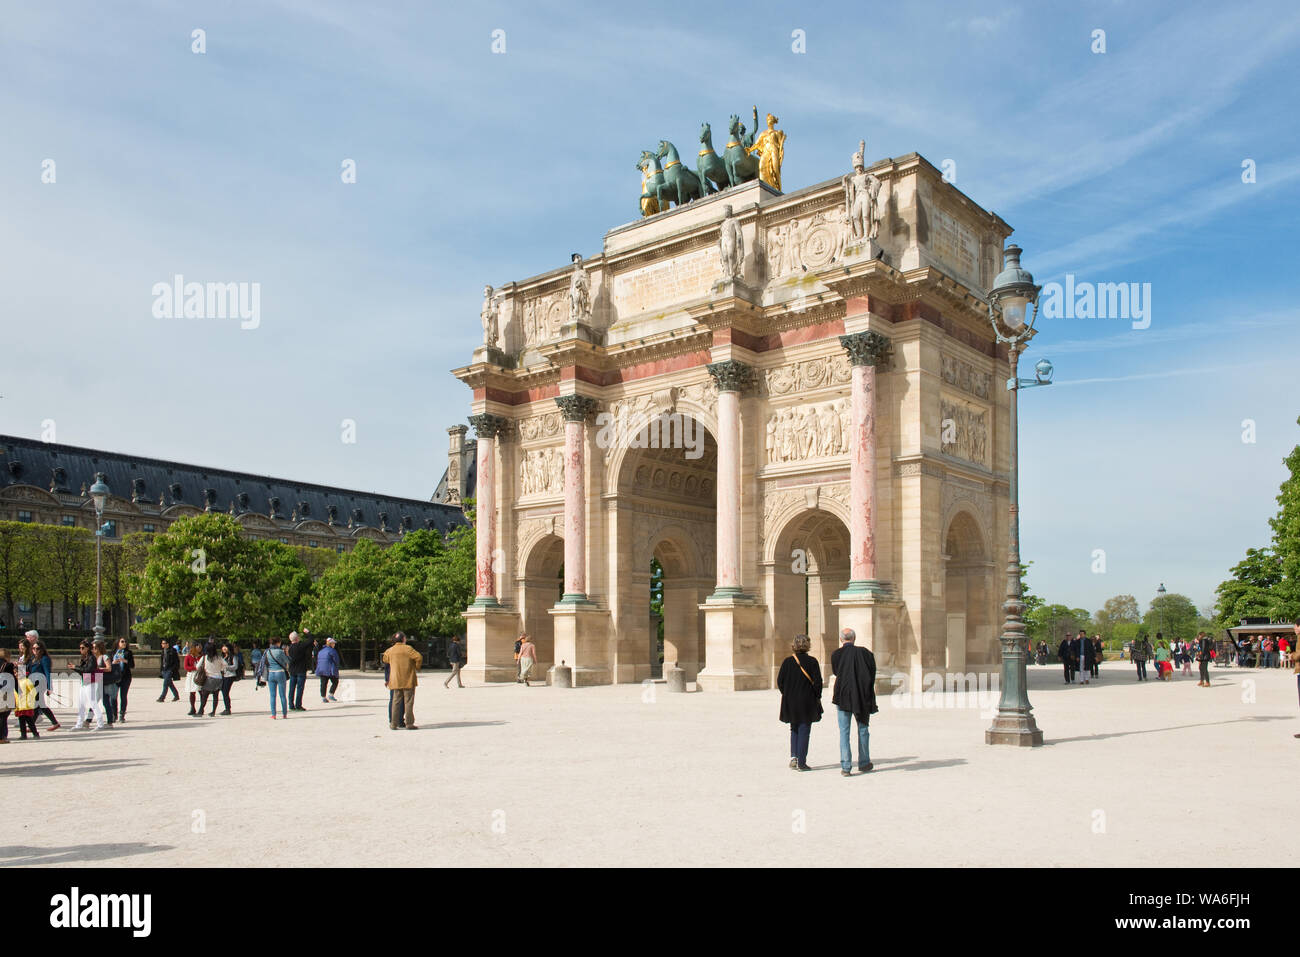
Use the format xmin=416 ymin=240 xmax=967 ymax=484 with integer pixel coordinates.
xmin=985 ymin=714 xmax=1044 ymax=747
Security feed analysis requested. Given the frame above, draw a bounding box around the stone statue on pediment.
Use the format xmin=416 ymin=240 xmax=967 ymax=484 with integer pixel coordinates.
xmin=568 ymin=254 xmax=591 ymax=324
xmin=718 ymin=205 xmax=744 ymax=282
xmin=481 ymin=284 xmax=500 ymax=348
xmin=844 ymin=139 xmax=884 ymax=245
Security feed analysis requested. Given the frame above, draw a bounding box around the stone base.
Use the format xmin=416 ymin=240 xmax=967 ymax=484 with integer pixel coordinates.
xmin=843 ymin=238 xmax=883 ymax=262
xmin=461 ymin=602 xmax=520 ymax=683
xmin=985 ymin=712 xmax=1044 ymax=747
xmin=549 ymin=602 xmax=612 ymax=687
xmin=832 ymin=586 xmax=901 ymax=666
xmin=696 ymin=594 xmax=768 ymax=692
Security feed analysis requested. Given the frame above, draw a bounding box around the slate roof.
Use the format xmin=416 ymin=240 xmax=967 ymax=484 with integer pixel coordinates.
xmin=0 ymin=434 xmax=467 ymax=535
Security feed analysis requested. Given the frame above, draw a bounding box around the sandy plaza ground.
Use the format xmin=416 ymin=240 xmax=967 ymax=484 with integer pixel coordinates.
xmin=2 ymin=661 xmax=1296 ymax=868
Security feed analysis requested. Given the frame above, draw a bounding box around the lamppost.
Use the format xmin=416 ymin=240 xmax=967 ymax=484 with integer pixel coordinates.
xmin=1156 ymin=582 xmax=1166 ymax=639
xmin=89 ymin=472 xmax=110 ymax=643
xmin=985 ymin=245 xmax=1053 ymax=747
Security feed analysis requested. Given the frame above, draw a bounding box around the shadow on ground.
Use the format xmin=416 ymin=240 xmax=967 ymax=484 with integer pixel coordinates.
xmin=0 ymin=757 xmax=149 ymax=776
xmin=0 ymin=843 xmax=172 ymax=865
xmin=1044 ymin=714 xmax=1292 ymax=746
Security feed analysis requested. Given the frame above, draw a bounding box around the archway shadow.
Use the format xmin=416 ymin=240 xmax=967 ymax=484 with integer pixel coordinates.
xmin=0 ymin=843 xmax=172 ymax=865
xmin=1043 ymin=714 xmax=1291 ymax=746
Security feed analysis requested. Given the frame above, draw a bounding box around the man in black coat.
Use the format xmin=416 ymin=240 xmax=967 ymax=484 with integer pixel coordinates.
xmin=830 ymin=627 xmax=877 ymax=777
xmin=1057 ymin=636 xmax=1075 ymax=684
xmin=156 ymin=638 xmax=181 ymax=702
xmin=286 ymin=631 xmax=313 ymax=711
xmin=1073 ymin=630 xmax=1095 ymax=685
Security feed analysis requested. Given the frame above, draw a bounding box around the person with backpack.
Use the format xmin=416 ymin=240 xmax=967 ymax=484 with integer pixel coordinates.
xmin=777 ymin=634 xmax=823 ymax=771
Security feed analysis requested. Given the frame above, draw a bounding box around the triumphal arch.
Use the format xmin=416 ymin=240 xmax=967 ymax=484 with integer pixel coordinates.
xmin=455 ymin=130 xmax=1013 ymax=690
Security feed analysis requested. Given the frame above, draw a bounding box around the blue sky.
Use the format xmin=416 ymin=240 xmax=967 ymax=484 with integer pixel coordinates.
xmin=2 ymin=0 xmax=1296 ymax=614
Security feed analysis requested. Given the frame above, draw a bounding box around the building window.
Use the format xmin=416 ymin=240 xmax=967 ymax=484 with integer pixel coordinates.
xmin=17 ymin=510 xmax=33 ymax=523
xmin=278 ymin=537 xmax=289 ymax=545
xmin=61 ymin=515 xmax=76 ymax=527
xmin=101 ymin=520 xmax=118 ymax=539
xmin=336 ymin=546 xmax=346 ymax=554
xmin=308 ymin=540 xmax=319 ymax=548
xmin=142 ymin=523 xmax=156 ymax=533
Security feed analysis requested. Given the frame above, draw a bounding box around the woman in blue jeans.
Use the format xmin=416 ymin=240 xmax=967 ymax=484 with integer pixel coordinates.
xmin=776 ymin=634 xmax=823 ymax=771
xmin=264 ymin=636 xmax=291 ymax=719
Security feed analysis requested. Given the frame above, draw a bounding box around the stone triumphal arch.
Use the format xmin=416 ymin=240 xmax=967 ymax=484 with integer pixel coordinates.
xmin=456 ymin=144 xmax=1013 ymax=690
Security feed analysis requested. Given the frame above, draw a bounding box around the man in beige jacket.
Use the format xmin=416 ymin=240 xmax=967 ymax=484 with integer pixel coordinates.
xmin=382 ymin=631 xmax=423 ymax=731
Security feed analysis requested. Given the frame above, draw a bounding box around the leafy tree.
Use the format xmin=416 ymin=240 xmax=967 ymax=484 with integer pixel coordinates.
xmin=1267 ymin=418 xmax=1300 ymax=620
xmin=1092 ymin=594 xmax=1140 ymax=641
xmin=1027 ymin=603 xmax=1090 ymax=645
xmin=0 ymin=521 xmax=28 ymax=626
xmin=1019 ymin=561 xmax=1043 ymax=619
xmin=46 ymin=524 xmax=94 ymax=628
xmin=293 ymin=544 xmax=340 ymax=581
xmin=129 ymin=513 xmax=310 ymax=645
xmin=422 ymin=524 xmax=475 ymax=636
xmin=301 ymin=539 xmax=403 ymax=666
xmin=1142 ymin=591 xmax=1199 ymax=641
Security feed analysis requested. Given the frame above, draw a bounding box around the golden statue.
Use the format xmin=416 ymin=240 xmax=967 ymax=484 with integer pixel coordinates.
xmin=745 ymin=108 xmax=786 ymax=191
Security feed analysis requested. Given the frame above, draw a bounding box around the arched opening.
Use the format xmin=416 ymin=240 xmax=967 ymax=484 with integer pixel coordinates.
xmin=768 ymin=507 xmax=852 ymax=677
xmin=943 ymin=511 xmax=993 ymax=670
xmin=611 ymin=412 xmax=716 ymax=683
xmin=521 ymin=533 xmax=564 ymax=674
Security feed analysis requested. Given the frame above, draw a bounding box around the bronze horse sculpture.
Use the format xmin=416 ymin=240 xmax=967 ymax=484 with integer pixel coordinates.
xmin=697 ymin=122 xmax=729 ymax=194
xmin=724 ymin=112 xmax=760 ymax=187
xmin=655 ymin=139 xmax=705 ymax=208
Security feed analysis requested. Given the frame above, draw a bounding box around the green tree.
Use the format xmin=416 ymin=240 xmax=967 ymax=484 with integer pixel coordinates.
xmin=422 ymin=524 xmax=475 ymax=636
xmin=0 ymin=521 xmax=28 ymax=625
xmin=293 ymin=544 xmax=340 ymax=581
xmin=301 ymin=539 xmax=404 ymax=666
xmin=1092 ymin=594 xmax=1140 ymax=642
xmin=1267 ymin=418 xmax=1300 ymax=620
xmin=47 ymin=524 xmax=94 ymax=628
xmin=1027 ymin=603 xmax=1090 ymax=645
xmin=129 ymin=513 xmax=310 ymax=645
xmin=1142 ymin=591 xmax=1199 ymax=641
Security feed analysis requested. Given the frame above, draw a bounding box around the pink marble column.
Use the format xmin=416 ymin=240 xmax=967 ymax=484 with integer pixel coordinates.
xmin=469 ymin=414 xmax=506 ymax=605
xmin=555 ymin=395 xmax=597 ymax=601
xmin=838 ymin=333 xmax=891 ymax=593
xmin=706 ymin=360 xmax=754 ymax=597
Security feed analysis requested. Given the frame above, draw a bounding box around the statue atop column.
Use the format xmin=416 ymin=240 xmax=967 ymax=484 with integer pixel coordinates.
xmin=843 ymin=140 xmax=885 ymax=258
xmin=718 ymin=205 xmax=745 ymax=283
xmin=745 ymin=108 xmax=786 ymax=191
xmin=480 ymin=284 xmax=500 ymax=348
xmin=568 ymin=254 xmax=592 ymax=324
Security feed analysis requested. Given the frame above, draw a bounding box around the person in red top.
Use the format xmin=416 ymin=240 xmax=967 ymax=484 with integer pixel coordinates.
xmin=183 ymin=643 xmax=200 ymax=715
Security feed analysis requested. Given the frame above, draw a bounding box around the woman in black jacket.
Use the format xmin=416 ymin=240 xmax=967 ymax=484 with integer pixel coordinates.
xmin=111 ymin=637 xmax=136 ymax=722
xmin=777 ymin=634 xmax=823 ymax=771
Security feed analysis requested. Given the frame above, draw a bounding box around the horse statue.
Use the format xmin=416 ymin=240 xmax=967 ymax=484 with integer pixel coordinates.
xmin=637 ymin=150 xmax=665 ymax=217
xmin=724 ymin=113 xmax=760 ymax=187
xmin=697 ymin=122 xmax=729 ymax=194
xmin=655 ymin=139 xmax=704 ymax=208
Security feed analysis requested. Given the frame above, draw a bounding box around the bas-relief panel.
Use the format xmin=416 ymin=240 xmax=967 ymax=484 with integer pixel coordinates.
xmin=765 ymin=399 xmax=851 ymax=464
xmin=518 ymin=448 xmax=564 ymax=497
xmin=939 ymin=396 xmax=988 ymax=468
xmin=940 ymin=354 xmax=992 ymax=400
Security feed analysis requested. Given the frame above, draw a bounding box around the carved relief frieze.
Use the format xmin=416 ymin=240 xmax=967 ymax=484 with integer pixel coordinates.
xmin=765 ymin=398 xmax=851 ymax=464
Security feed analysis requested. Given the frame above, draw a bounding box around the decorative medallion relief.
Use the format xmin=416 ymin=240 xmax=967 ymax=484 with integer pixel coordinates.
xmin=519 ymin=448 xmax=564 ymax=497
xmin=941 ymin=354 xmax=992 ymax=400
xmin=763 ymin=353 xmax=852 ymax=396
xmin=767 ymin=209 xmax=849 ymax=278
xmin=518 ymin=411 xmax=563 ymax=442
xmin=521 ymin=293 xmax=568 ymax=348
xmin=765 ymin=399 xmax=851 ymax=464
xmin=939 ymin=398 xmax=989 ymax=467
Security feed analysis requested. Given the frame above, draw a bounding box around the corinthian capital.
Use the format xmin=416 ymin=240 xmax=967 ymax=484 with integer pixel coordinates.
xmin=839 ymin=331 xmax=892 ymax=367
xmin=468 ymin=413 xmax=510 ymax=440
xmin=554 ymin=394 xmax=600 ymax=423
xmin=706 ymin=359 xmax=757 ymax=394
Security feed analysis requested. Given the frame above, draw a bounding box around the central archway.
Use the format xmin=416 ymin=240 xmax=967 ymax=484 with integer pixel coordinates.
xmin=609 ymin=413 xmax=717 ymax=683
xmin=767 ymin=507 xmax=852 ymax=678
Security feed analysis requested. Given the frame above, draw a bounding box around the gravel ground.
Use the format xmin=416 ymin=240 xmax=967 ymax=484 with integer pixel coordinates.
xmin=2 ymin=662 xmax=1295 ymax=867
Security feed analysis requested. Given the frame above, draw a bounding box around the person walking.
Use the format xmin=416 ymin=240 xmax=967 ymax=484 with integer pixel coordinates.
xmin=517 ymin=633 xmax=537 ymax=687
xmin=830 ymin=627 xmax=877 ymax=777
xmin=1181 ymin=640 xmax=1194 ymax=677
xmin=71 ymin=640 xmax=106 ymax=730
xmin=183 ymin=642 xmax=200 ymax=715
xmin=382 ymin=631 xmax=422 ymax=730
xmin=157 ymin=638 xmax=181 ymax=702
xmin=1090 ymin=634 xmax=1103 ymax=680
xmin=192 ymin=641 xmax=226 ymax=717
xmin=263 ymin=636 xmax=291 ymax=719
xmin=316 ymin=637 xmax=341 ymax=703
xmin=1132 ymin=634 xmax=1152 ymax=681
xmin=513 ymin=635 xmax=524 ymax=682
xmin=219 ymin=642 xmax=241 ymax=715
xmin=0 ymin=649 xmax=15 ymax=744
xmin=25 ymin=635 xmax=60 ymax=730
xmin=777 ymin=634 xmax=823 ymax=771
xmin=444 ymin=635 xmax=465 ymax=689
xmin=111 ymin=636 xmax=135 ymax=722
xmin=250 ymin=642 xmax=266 ymax=689
xmin=12 ymin=663 xmax=39 ymax=741
xmin=286 ymin=631 xmax=312 ymax=711
xmin=1196 ymin=632 xmax=1213 ymax=687
xmin=1057 ymin=634 xmax=1074 ymax=684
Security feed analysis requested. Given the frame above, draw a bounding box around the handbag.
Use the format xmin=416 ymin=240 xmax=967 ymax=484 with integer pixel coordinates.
xmin=194 ymin=661 xmax=207 ymax=686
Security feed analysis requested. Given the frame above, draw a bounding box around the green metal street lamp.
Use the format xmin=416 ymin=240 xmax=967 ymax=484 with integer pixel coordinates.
xmin=89 ymin=473 xmax=110 ymax=643
xmin=985 ymin=245 xmax=1052 ymax=747
xmin=1156 ymin=582 xmax=1166 ymax=639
